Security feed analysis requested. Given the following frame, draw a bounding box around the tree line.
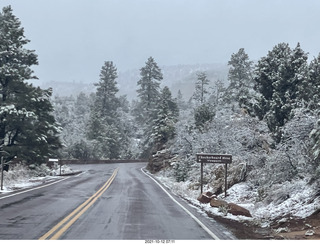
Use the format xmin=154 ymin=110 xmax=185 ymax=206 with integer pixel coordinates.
xmin=1 ymin=4 xmax=320 ymax=188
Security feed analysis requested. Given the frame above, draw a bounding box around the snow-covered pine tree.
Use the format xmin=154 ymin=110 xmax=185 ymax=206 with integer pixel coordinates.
xmin=226 ymin=48 xmax=254 ymax=108
xmin=289 ymin=43 xmax=310 ymax=103
xmin=253 ymin=43 xmax=309 ymax=142
xmin=136 ymin=56 xmax=163 ymax=120
xmin=136 ymin=57 xmax=163 ymax=157
xmin=152 ymin=86 xmax=179 ymax=151
xmin=86 ymin=61 xmax=123 ymax=159
xmin=94 ymin=61 xmax=119 ymax=123
xmin=193 ymin=71 xmax=210 ymax=105
xmin=194 ymin=103 xmax=215 ymax=131
xmin=176 ymin=89 xmax=187 ymax=111
xmin=308 ymin=53 xmax=320 ymax=109
xmin=191 ymin=71 xmax=214 ymax=131
xmin=0 ymin=6 xmax=61 ymax=164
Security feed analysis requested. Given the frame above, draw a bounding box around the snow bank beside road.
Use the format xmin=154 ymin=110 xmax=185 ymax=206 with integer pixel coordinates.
xmin=154 ymin=171 xmax=320 ymax=225
xmin=0 ymin=163 xmax=74 ymax=193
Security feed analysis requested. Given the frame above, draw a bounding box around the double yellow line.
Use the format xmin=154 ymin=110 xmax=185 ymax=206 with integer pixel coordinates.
xmin=39 ymin=168 xmax=119 ymax=240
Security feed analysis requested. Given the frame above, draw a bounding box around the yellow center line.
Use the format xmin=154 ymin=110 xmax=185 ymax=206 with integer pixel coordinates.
xmin=39 ymin=168 xmax=119 ymax=240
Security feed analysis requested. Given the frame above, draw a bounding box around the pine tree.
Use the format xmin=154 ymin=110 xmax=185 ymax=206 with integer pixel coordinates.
xmin=308 ymin=53 xmax=320 ymax=109
xmin=136 ymin=56 xmax=163 ymax=120
xmin=226 ymin=48 xmax=253 ymax=107
xmin=176 ymin=89 xmax=187 ymax=110
xmin=193 ymin=71 xmax=210 ymax=105
xmin=192 ymin=71 xmax=214 ymax=130
xmin=194 ymin=103 xmax=215 ymax=131
xmin=152 ymin=86 xmax=179 ymax=150
xmin=0 ymin=6 xmax=61 ymax=164
xmin=87 ymin=61 xmax=122 ymax=159
xmin=253 ymin=43 xmax=309 ymax=142
xmin=93 ymin=61 xmax=119 ymax=123
xmin=135 ymin=57 xmax=163 ymax=157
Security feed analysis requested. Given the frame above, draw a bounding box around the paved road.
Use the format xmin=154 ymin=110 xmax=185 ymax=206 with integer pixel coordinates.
xmin=0 ymin=163 xmax=235 ymax=240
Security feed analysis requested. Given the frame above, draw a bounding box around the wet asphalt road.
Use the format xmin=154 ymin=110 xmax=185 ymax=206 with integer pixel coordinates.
xmin=0 ymin=163 xmax=235 ymax=240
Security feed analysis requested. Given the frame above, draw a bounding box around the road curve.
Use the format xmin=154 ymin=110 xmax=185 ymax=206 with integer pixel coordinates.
xmin=0 ymin=162 xmax=235 ymax=240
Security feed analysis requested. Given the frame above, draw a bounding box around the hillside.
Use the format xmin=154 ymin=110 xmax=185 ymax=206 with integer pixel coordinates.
xmin=34 ymin=63 xmax=229 ymax=100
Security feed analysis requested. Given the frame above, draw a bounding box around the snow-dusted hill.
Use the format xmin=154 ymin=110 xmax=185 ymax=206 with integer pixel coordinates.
xmin=33 ymin=63 xmax=229 ymax=100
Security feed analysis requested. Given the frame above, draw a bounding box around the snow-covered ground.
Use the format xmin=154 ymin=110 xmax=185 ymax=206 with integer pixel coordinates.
xmin=154 ymin=170 xmax=320 ymax=227
xmin=0 ymin=163 xmax=74 ymax=194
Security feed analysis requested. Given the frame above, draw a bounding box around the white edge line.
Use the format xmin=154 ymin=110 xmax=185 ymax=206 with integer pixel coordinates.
xmin=140 ymin=167 xmax=220 ymax=240
xmin=0 ymin=176 xmax=72 ymax=200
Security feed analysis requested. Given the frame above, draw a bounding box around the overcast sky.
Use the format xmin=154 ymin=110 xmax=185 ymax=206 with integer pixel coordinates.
xmin=2 ymin=0 xmax=320 ymax=83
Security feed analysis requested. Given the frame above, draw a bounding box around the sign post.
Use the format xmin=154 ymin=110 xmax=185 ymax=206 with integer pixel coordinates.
xmin=1 ymin=156 xmax=3 ymax=191
xmin=196 ymin=153 xmax=232 ymax=197
xmin=48 ymin=158 xmax=60 ymax=175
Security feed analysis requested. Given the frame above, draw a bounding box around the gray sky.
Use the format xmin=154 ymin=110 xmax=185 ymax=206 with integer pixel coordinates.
xmin=2 ymin=0 xmax=320 ymax=83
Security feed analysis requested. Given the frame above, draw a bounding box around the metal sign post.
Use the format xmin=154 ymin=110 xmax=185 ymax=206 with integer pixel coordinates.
xmin=196 ymin=153 xmax=232 ymax=197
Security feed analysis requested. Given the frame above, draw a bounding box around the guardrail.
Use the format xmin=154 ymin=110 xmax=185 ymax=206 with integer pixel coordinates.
xmin=59 ymin=159 xmax=148 ymax=165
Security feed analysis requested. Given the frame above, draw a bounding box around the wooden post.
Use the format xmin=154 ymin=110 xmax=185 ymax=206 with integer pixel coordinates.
xmin=200 ymin=162 xmax=203 ymax=194
xmin=1 ymin=156 xmax=4 ymax=191
xmin=224 ymin=163 xmax=227 ymax=197
xmin=196 ymin=153 xmax=232 ymax=197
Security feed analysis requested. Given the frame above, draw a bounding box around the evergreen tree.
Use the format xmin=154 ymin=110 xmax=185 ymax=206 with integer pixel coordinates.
xmin=308 ymin=53 xmax=320 ymax=109
xmin=135 ymin=57 xmax=163 ymax=157
xmin=176 ymin=89 xmax=187 ymax=111
xmin=209 ymin=79 xmax=225 ymax=107
xmin=152 ymin=86 xmax=179 ymax=150
xmin=136 ymin=56 xmax=163 ymax=120
xmin=93 ymin=61 xmax=119 ymax=123
xmin=226 ymin=48 xmax=253 ymax=107
xmin=192 ymin=71 xmax=214 ymax=130
xmin=0 ymin=6 xmax=61 ymax=164
xmin=193 ymin=71 xmax=210 ymax=104
xmin=253 ymin=43 xmax=309 ymax=142
xmin=194 ymin=103 xmax=215 ymax=131
xmin=87 ymin=61 xmax=122 ymax=159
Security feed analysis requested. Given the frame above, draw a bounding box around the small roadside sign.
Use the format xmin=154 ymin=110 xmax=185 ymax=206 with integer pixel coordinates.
xmin=196 ymin=154 xmax=232 ymax=164
xmin=48 ymin=158 xmax=59 ymax=162
xmin=196 ymin=153 xmax=232 ymax=197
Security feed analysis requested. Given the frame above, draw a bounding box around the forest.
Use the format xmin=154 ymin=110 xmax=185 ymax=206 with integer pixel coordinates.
xmin=1 ymin=5 xmax=320 ymax=223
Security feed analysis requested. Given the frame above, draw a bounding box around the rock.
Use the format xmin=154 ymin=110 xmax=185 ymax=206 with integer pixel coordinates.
xmin=210 ymin=198 xmax=228 ymax=208
xmin=275 ymin=227 xmax=289 ymax=234
xmin=227 ymin=203 xmax=252 ymax=217
xmin=197 ymin=192 xmax=215 ymax=204
xmin=147 ymin=149 xmax=173 ymax=173
xmin=305 ymin=230 xmax=315 ymax=236
xmin=205 ymin=191 xmax=214 ymax=197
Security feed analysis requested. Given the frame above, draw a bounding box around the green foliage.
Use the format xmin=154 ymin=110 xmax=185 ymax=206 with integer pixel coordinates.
xmin=253 ymin=43 xmax=309 ymax=142
xmin=193 ymin=71 xmax=210 ymax=105
xmin=226 ymin=48 xmax=254 ymax=108
xmin=308 ymin=54 xmax=320 ymax=110
xmin=86 ymin=61 xmax=126 ymax=159
xmin=173 ymin=160 xmax=193 ymax=182
xmin=194 ymin=103 xmax=215 ymax=131
xmin=137 ymin=56 xmax=163 ymax=119
xmin=94 ymin=61 xmax=119 ymax=120
xmin=152 ymin=86 xmax=179 ymax=150
xmin=0 ymin=6 xmax=61 ymax=164
xmin=135 ymin=57 xmax=164 ymax=157
xmin=67 ymin=139 xmax=93 ymax=160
